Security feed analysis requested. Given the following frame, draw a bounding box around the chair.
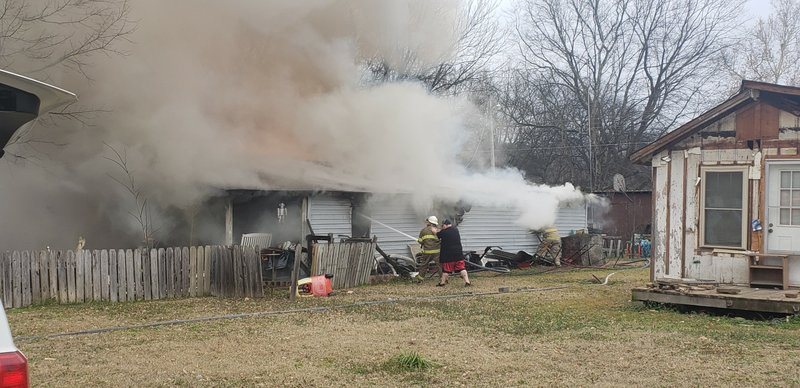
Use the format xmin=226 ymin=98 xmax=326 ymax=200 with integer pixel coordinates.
xmin=241 ymin=233 xmax=272 ymax=248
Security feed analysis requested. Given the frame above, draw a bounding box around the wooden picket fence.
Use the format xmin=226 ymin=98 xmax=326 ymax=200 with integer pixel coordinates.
xmin=310 ymin=241 xmax=377 ymax=289
xmin=0 ymin=245 xmax=263 ymax=308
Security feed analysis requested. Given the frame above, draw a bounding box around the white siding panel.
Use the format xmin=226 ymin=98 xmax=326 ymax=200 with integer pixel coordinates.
xmin=668 ymin=151 xmax=685 ymax=277
xmin=370 ymin=203 xmax=423 ymax=257
xmin=458 ymin=206 xmax=537 ymax=253
xmin=459 ymin=204 xmax=587 ymax=254
xmin=308 ymin=194 xmax=352 ymax=238
xmin=653 ymin=159 xmax=668 ymax=279
xmin=683 ymin=153 xmax=701 ymax=279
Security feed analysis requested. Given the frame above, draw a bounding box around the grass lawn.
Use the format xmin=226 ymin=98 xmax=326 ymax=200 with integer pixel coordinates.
xmin=7 ymin=265 xmax=800 ymax=387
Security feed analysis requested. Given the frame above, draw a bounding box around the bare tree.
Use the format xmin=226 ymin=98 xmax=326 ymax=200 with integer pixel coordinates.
xmin=721 ymin=0 xmax=800 ymax=86
xmin=504 ymin=0 xmax=744 ymax=190
xmin=1 ymin=0 xmax=134 ymax=159
xmin=365 ymin=0 xmax=505 ymax=95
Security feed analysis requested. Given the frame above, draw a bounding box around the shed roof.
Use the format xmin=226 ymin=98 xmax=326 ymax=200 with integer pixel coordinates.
xmin=630 ymin=80 xmax=800 ymax=164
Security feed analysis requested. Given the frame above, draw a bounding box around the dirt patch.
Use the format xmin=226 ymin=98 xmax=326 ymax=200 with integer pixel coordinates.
xmin=9 ymin=267 xmax=800 ymax=387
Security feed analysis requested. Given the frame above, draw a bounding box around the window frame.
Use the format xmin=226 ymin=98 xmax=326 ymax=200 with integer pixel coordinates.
xmin=699 ymin=166 xmax=748 ymax=249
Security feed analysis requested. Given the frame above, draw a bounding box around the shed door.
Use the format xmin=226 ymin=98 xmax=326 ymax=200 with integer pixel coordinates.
xmin=308 ymin=194 xmax=352 ymax=238
xmin=766 ymin=163 xmax=800 ymax=285
xmin=766 ymin=165 xmax=800 ymax=251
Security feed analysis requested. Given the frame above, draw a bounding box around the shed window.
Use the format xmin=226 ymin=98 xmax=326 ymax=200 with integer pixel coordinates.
xmin=701 ymin=168 xmax=747 ymax=249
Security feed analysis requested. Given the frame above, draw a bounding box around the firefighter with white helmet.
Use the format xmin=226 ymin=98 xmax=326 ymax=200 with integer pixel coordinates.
xmin=416 ymin=216 xmax=441 ymax=281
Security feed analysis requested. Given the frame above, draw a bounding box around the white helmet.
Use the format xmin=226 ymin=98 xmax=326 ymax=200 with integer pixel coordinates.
xmin=426 ymin=216 xmax=439 ymax=226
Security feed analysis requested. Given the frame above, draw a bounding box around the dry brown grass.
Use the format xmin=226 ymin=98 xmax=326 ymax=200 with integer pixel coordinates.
xmin=8 ymin=266 xmax=800 ymax=387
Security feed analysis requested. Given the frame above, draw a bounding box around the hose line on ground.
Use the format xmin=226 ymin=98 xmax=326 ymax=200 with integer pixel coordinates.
xmin=15 ymin=286 xmax=565 ymax=342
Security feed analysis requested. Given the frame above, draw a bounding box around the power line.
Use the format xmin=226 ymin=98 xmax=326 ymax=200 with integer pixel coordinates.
xmin=469 ymin=141 xmax=651 ymax=153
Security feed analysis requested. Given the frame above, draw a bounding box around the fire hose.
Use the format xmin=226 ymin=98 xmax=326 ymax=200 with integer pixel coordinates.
xmin=359 ymin=214 xmax=511 ymax=275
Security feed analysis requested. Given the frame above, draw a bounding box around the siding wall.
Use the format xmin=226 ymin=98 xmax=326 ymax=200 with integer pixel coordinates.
xmin=457 ymin=205 xmax=588 ymax=253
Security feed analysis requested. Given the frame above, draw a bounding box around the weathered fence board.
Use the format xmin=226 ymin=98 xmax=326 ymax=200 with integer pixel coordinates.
xmin=125 ymin=250 xmax=135 ymax=301
xmin=100 ymin=250 xmax=109 ymax=301
xmin=149 ymin=249 xmax=159 ymax=300
xmin=91 ymin=250 xmax=101 ymax=301
xmin=116 ymin=249 xmax=127 ymax=302
xmin=189 ymin=247 xmax=197 ymax=297
xmin=181 ymin=247 xmax=190 ymax=297
xmin=157 ymin=248 xmax=166 ymax=299
xmin=143 ymin=249 xmax=152 ymax=301
xmin=109 ymin=250 xmax=118 ymax=303
xmin=66 ymin=251 xmax=77 ymax=303
xmin=48 ymin=250 xmax=58 ymax=300
xmin=76 ymin=251 xmax=85 ymax=303
xmin=134 ymin=249 xmax=144 ymax=300
xmin=172 ymin=248 xmax=180 ymax=297
xmin=84 ymin=250 xmax=93 ymax=302
xmin=30 ymin=251 xmax=41 ymax=305
xmin=58 ymin=251 xmax=69 ymax=303
xmin=20 ymin=251 xmax=31 ymax=307
xmin=204 ymin=246 xmax=212 ymax=295
xmin=2 ymin=252 xmax=10 ymax=307
xmin=11 ymin=252 xmax=21 ymax=307
xmin=166 ymin=248 xmax=175 ymax=298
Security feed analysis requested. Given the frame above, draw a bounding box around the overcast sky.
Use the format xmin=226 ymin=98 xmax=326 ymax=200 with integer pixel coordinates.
xmin=745 ymin=0 xmax=772 ymax=18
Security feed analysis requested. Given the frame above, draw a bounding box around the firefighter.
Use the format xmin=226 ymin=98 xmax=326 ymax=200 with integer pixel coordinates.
xmin=416 ymin=216 xmax=441 ymax=281
xmin=535 ymin=226 xmax=562 ymax=266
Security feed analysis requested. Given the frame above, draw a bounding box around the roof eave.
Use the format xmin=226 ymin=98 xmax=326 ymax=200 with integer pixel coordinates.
xmin=630 ymin=91 xmax=753 ymax=164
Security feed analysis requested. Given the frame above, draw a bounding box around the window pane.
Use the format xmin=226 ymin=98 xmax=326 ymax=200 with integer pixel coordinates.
xmin=781 ymin=190 xmax=791 ymax=206
xmin=793 ymin=210 xmax=800 ymax=225
xmin=794 ymin=172 xmax=800 ymax=188
xmin=705 ymin=171 xmax=743 ymax=208
xmin=781 ymin=208 xmax=791 ymax=225
xmin=793 ymin=191 xmax=800 ymax=207
xmin=782 ymin=171 xmax=792 ymax=188
xmin=704 ymin=209 xmax=743 ymax=247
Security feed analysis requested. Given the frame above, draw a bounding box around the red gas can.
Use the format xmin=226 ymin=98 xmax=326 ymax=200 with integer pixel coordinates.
xmin=296 ymin=274 xmax=334 ymax=297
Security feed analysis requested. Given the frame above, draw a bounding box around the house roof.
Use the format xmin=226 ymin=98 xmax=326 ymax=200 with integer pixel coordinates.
xmin=630 ymin=80 xmax=800 ymax=164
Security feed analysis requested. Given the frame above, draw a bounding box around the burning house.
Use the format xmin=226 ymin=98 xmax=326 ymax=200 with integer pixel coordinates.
xmin=223 ymin=190 xmax=588 ymax=257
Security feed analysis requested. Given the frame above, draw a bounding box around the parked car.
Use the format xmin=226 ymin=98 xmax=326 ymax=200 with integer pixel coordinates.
xmin=0 ymin=69 xmax=77 ymax=386
xmin=0 ymin=301 xmax=26 ymax=387
xmin=0 ymin=68 xmax=77 ymax=158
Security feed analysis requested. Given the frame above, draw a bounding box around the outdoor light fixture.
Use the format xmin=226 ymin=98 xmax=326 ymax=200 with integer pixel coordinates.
xmin=661 ymin=155 xmax=672 ymax=162
xmin=277 ymin=202 xmax=287 ymax=223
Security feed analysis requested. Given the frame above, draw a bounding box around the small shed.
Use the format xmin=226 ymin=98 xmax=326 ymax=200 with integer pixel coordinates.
xmin=589 ymin=190 xmax=652 ymax=239
xmin=630 ymin=80 xmax=800 ymax=290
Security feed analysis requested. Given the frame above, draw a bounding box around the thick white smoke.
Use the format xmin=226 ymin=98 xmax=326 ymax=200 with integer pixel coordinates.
xmin=0 ymin=0 xmax=588 ymax=249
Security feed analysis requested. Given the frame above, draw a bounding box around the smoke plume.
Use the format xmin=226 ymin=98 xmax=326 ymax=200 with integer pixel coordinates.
xmin=0 ymin=0 xmax=587 ymax=249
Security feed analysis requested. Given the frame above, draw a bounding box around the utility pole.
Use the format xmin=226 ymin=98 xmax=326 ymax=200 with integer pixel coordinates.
xmin=586 ymin=80 xmax=593 ymax=192
xmin=488 ymin=95 xmax=496 ymax=173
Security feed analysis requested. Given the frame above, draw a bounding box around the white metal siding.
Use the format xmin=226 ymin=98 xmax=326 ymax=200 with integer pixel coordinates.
xmin=369 ymin=198 xmax=588 ymax=257
xmin=308 ymin=194 xmax=352 ymax=238
xmin=554 ymin=205 xmax=589 ymax=237
xmin=369 ymin=203 xmax=423 ymax=257
xmin=459 ymin=204 xmax=588 ymax=254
